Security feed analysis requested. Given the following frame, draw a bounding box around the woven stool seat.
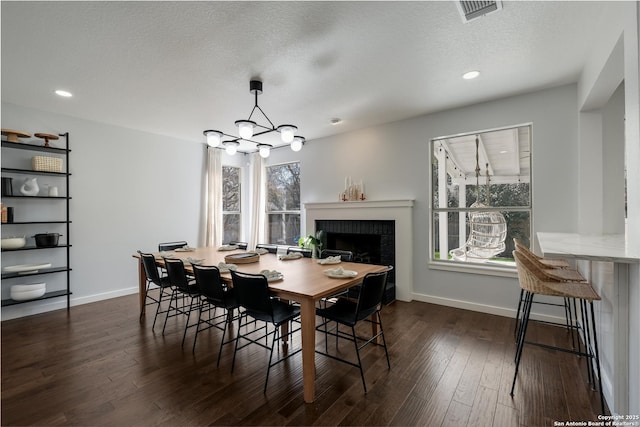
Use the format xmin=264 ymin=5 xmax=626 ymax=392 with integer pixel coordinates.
xmin=515 ymin=251 xmax=599 ymax=300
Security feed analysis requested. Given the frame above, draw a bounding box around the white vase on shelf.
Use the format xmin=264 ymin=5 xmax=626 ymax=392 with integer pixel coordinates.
xmin=19 ymin=177 xmax=39 ymax=196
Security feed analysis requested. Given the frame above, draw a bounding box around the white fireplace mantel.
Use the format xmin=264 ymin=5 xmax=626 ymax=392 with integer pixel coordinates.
xmin=303 ymin=200 xmax=414 ymax=302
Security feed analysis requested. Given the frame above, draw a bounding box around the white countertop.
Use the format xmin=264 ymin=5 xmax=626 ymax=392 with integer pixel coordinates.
xmin=536 ymin=232 xmax=640 ymax=264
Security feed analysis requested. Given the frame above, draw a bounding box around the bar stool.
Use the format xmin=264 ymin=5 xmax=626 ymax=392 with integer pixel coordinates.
xmin=512 ymin=239 xmax=586 ymax=342
xmin=511 ymin=250 xmax=605 ymax=414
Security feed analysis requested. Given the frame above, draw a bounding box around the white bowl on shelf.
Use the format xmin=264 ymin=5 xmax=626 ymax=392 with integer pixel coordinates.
xmin=10 ymin=283 xmax=46 ymax=301
xmin=1 ymin=236 xmax=26 ymax=249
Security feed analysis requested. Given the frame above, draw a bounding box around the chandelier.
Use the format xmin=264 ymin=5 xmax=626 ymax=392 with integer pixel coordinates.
xmin=203 ymin=80 xmax=305 ymax=158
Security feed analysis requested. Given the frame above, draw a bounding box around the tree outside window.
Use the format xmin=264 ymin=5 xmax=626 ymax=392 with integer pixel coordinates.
xmin=266 ymin=162 xmax=300 ymax=245
xmin=223 ymin=166 xmax=241 ymax=243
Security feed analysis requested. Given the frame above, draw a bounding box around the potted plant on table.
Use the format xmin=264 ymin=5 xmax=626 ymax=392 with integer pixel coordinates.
xmin=298 ymin=230 xmax=325 ymax=259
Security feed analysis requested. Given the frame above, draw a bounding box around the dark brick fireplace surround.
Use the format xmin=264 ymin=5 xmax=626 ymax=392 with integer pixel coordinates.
xmin=315 ymin=219 xmax=396 ymax=303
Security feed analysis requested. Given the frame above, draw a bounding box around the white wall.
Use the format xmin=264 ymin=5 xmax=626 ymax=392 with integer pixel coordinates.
xmin=602 ymin=82 xmax=626 ymax=234
xmin=1 ymin=103 xmax=206 ymax=320
xmin=262 ymin=84 xmax=580 ymax=318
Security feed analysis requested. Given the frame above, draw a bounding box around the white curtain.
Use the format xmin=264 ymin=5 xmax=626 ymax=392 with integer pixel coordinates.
xmin=248 ymin=152 xmax=266 ymax=250
xmin=205 ymin=147 xmax=223 ymax=247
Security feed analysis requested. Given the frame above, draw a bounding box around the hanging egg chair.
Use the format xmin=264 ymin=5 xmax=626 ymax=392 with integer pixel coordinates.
xmin=449 ymin=136 xmax=508 ymax=262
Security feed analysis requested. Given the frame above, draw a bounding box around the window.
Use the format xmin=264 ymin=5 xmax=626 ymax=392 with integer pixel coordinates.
xmin=222 ymin=166 xmax=241 ymax=243
xmin=266 ymin=162 xmax=300 ymax=245
xmin=430 ymin=124 xmax=532 ymax=268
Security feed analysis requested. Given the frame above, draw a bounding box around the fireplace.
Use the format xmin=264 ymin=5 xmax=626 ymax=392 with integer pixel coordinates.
xmin=327 ymin=233 xmax=381 ymax=264
xmin=318 ymin=219 xmax=396 ymax=304
xmin=304 ymin=200 xmax=414 ymax=302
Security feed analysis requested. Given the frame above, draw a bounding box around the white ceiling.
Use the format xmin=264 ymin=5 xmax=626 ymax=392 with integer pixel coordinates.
xmin=0 ymin=1 xmax=622 ymax=151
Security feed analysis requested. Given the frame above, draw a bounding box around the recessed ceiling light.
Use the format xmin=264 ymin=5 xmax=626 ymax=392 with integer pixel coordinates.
xmin=462 ymin=70 xmax=480 ymax=80
xmin=500 ymin=150 xmax=508 ymax=154
xmin=330 ymin=118 xmax=342 ymax=125
xmin=54 ymin=90 xmax=73 ymax=97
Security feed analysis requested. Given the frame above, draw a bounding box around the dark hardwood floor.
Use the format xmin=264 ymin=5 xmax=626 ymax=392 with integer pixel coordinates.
xmin=1 ymin=295 xmax=604 ymax=426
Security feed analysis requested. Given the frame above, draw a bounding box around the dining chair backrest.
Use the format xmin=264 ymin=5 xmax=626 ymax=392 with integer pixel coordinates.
xmin=321 ymin=249 xmax=354 ymax=262
xmin=158 ymin=241 xmax=188 ymax=251
xmin=192 ymin=264 xmax=226 ymax=304
xmin=256 ymin=243 xmax=278 ymax=254
xmin=138 ymin=251 xmax=163 ymax=285
xmin=287 ymin=247 xmax=312 ymax=258
xmin=163 ymin=258 xmax=191 ymax=292
xmin=355 ymin=269 xmax=390 ymax=322
xmin=230 ymin=270 xmax=274 ymax=321
xmin=228 ymin=241 xmax=248 ymax=250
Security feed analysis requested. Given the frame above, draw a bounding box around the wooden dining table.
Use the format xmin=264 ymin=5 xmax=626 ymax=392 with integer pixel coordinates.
xmin=133 ymin=246 xmax=388 ymax=403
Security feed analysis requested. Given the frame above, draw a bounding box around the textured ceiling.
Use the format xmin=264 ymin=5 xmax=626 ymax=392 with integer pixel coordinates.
xmin=0 ymin=1 xmax=622 ymax=149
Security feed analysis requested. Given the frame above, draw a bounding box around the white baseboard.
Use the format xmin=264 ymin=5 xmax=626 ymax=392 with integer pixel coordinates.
xmin=70 ymin=286 xmax=139 ymax=306
xmin=1 ymin=287 xmax=139 ymax=321
xmin=411 ymin=292 xmax=567 ymax=324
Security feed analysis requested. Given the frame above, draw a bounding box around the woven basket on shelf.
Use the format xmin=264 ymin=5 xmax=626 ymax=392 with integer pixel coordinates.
xmin=32 ymin=156 xmax=63 ymax=173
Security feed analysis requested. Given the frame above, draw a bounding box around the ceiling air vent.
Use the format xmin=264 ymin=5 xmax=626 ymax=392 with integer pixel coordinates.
xmin=456 ymin=1 xmax=502 ymax=23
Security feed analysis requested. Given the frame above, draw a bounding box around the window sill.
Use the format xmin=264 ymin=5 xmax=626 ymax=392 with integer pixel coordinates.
xmin=428 ymin=259 xmax=518 ymax=279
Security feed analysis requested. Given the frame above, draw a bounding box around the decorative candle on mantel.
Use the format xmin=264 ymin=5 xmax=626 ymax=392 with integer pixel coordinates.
xmin=340 ymin=176 xmax=366 ymax=201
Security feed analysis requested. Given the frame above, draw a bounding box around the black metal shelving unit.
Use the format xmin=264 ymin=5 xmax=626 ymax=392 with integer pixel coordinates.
xmin=1 ymin=134 xmax=72 ymax=309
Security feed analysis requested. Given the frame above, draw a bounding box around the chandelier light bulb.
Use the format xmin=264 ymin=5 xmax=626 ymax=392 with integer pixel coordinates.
xmin=278 ymin=125 xmax=297 ymax=143
xmin=258 ymin=145 xmax=271 ymax=158
xmin=225 ymin=141 xmax=239 ymax=155
xmin=236 ymin=120 xmax=255 ymax=139
xmin=291 ymin=136 xmax=305 ymax=152
xmin=204 ymin=130 xmax=222 ymax=147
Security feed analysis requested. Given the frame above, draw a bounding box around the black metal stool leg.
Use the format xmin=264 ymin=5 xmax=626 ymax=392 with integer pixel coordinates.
xmin=589 ymin=302 xmax=605 ymax=415
xmin=514 ymin=289 xmax=524 ymax=339
xmin=580 ymin=299 xmax=595 ymax=386
xmin=511 ymin=291 xmax=533 ymax=395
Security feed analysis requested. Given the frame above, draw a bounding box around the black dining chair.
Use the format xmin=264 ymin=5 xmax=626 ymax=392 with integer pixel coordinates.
xmin=230 ymin=270 xmax=302 ymax=393
xmin=227 ymin=241 xmax=248 ymax=250
xmin=286 ymin=246 xmax=312 ymax=258
xmin=158 ymin=241 xmax=188 ymax=252
xmin=315 ymin=267 xmax=392 ymax=393
xmin=162 ymin=257 xmax=200 ymax=348
xmin=191 ymin=264 xmax=239 ymax=365
xmin=137 ymin=251 xmax=172 ymax=329
xmin=255 ymin=243 xmax=278 ymax=254
xmin=320 ymin=249 xmax=354 ymax=262
xmin=318 ymin=249 xmax=356 ymax=307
